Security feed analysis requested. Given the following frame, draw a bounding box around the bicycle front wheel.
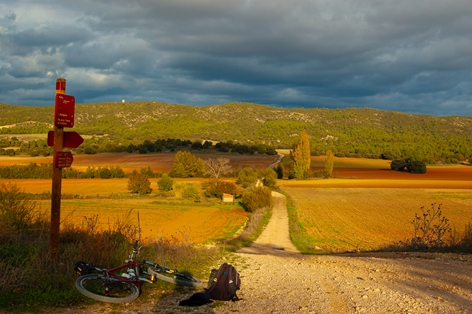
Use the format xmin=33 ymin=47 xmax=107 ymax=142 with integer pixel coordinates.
xmin=148 ymin=266 xmax=202 ymax=288
xmin=75 ymin=274 xmax=140 ymax=303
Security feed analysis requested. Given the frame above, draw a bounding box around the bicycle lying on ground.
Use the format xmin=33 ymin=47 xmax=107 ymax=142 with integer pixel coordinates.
xmin=74 ymin=215 xmax=202 ymax=303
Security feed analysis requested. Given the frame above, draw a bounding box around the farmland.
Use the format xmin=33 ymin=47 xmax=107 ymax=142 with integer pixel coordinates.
xmin=1 ymin=153 xmax=471 ymax=251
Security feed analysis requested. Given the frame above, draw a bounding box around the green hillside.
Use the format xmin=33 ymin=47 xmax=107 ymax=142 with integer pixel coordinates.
xmin=1 ymin=101 xmax=471 ymax=163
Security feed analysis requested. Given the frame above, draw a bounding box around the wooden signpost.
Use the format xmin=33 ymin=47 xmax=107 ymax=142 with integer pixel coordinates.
xmin=49 ymin=78 xmax=83 ymax=259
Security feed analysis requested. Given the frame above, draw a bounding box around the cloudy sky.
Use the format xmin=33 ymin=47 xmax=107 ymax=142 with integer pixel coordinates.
xmin=1 ymin=0 xmax=471 ymax=116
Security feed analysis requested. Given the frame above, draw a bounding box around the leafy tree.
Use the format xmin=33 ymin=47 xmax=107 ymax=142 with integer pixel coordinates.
xmin=408 ymin=160 xmax=427 ymax=174
xmin=99 ymin=167 xmax=112 ymax=179
xmin=274 ymin=163 xmax=284 ymax=179
xmin=324 ymin=150 xmax=334 ymax=178
xmin=127 ymin=170 xmax=152 ymax=195
xmin=236 ymin=167 xmax=258 ymax=188
xmin=140 ymin=166 xmax=155 ymax=178
xmin=391 ymin=159 xmax=407 ymax=171
xmin=241 ymin=186 xmax=273 ymax=213
xmin=289 ymin=130 xmax=311 ymax=179
xmin=260 ymin=168 xmax=277 ymax=189
xmin=157 ymin=173 xmax=174 ymax=191
xmin=204 ymin=158 xmax=232 ymax=183
xmin=169 ymin=151 xmax=205 ymax=178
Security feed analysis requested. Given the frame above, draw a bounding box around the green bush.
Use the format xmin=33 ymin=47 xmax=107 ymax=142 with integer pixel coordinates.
xmin=391 ymin=159 xmax=407 ymax=171
xmin=157 ymin=173 xmax=174 ymax=191
xmin=407 ymin=160 xmax=427 ymax=174
xmin=236 ymin=167 xmax=258 ymax=188
xmin=241 ymin=186 xmax=273 ymax=213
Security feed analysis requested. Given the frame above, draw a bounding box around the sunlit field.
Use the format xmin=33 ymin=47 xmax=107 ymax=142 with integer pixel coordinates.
xmin=2 ymin=153 xmax=471 ymax=248
xmin=37 ymin=199 xmax=248 ymax=244
xmin=280 ymin=182 xmax=472 ymax=252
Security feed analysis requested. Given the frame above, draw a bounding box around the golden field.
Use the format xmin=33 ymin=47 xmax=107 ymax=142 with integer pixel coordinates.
xmin=1 ymin=153 xmax=471 ymax=250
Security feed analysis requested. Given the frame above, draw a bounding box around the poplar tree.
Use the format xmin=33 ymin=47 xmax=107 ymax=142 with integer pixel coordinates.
xmin=289 ymin=130 xmax=311 ymax=179
xmin=325 ymin=150 xmax=334 ymax=178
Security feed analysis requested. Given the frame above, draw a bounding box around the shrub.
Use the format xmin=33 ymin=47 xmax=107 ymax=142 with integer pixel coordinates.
xmin=206 ymin=181 xmax=240 ymax=199
xmin=410 ymin=203 xmax=450 ymax=249
xmin=407 ymin=160 xmax=427 ymax=174
xmin=99 ymin=167 xmax=112 ymax=179
xmin=260 ymin=168 xmax=277 ymax=189
xmin=127 ymin=171 xmax=152 ymax=195
xmin=236 ymin=167 xmax=258 ymax=188
xmin=157 ymin=173 xmax=174 ymax=191
xmin=0 ymin=183 xmax=36 ymax=230
xmin=391 ymin=159 xmax=407 ymax=171
xmin=241 ymin=186 xmax=273 ymax=213
xmin=274 ymin=164 xmax=284 ymax=179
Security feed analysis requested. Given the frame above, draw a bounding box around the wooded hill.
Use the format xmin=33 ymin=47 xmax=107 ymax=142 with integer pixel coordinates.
xmin=0 ymin=101 xmax=471 ymax=164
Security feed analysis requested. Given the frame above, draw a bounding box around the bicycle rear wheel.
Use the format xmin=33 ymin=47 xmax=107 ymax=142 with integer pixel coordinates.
xmin=75 ymin=274 xmax=140 ymax=303
xmin=148 ymin=266 xmax=202 ymax=288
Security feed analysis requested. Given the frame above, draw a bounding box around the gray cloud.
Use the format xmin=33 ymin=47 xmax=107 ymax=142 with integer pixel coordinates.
xmin=0 ymin=0 xmax=471 ymax=116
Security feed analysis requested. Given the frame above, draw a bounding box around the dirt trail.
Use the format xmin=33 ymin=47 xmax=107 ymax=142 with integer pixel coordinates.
xmin=237 ymin=191 xmax=299 ymax=256
xmin=27 ymin=192 xmax=472 ymax=314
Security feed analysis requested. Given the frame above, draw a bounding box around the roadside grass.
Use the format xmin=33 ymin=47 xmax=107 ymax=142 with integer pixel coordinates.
xmin=219 ymin=206 xmax=273 ymax=252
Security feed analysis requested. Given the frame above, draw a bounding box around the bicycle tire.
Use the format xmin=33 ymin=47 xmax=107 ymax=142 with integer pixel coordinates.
xmin=75 ymin=273 xmax=140 ymax=303
xmin=148 ymin=266 xmax=202 ymax=288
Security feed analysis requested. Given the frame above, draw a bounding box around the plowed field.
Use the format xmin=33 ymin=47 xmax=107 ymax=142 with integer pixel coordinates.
xmin=280 ymin=186 xmax=472 ymax=252
xmin=37 ymin=199 xmax=248 ymax=244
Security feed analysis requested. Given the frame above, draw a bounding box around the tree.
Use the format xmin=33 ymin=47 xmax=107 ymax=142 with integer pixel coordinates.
xmin=289 ymin=130 xmax=311 ymax=179
xmin=127 ymin=170 xmax=152 ymax=195
xmin=324 ymin=150 xmax=334 ymax=178
xmin=260 ymin=168 xmax=277 ymax=189
xmin=241 ymin=186 xmax=274 ymax=213
xmin=204 ymin=158 xmax=232 ymax=183
xmin=169 ymin=151 xmax=205 ymax=178
xmin=274 ymin=163 xmax=284 ymax=179
xmin=407 ymin=160 xmax=427 ymax=174
xmin=236 ymin=167 xmax=258 ymax=188
xmin=391 ymin=159 xmax=407 ymax=171
xmin=157 ymin=173 xmax=174 ymax=191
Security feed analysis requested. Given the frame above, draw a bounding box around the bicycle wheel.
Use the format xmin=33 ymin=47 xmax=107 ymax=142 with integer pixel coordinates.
xmin=75 ymin=274 xmax=140 ymax=303
xmin=148 ymin=266 xmax=202 ymax=288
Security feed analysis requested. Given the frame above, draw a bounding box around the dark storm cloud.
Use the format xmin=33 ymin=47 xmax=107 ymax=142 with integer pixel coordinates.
xmin=0 ymin=0 xmax=471 ymax=115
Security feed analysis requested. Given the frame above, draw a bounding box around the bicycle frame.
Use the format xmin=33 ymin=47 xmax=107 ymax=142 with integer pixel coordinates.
xmin=94 ymin=240 xmax=154 ymax=292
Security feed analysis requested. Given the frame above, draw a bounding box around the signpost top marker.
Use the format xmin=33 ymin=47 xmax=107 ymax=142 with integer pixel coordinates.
xmin=56 ymin=78 xmax=66 ymax=94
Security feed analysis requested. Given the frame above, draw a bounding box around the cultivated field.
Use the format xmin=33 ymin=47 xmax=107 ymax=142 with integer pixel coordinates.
xmin=37 ymin=198 xmax=248 ymax=244
xmin=1 ymin=153 xmax=471 ymax=250
xmin=0 ymin=152 xmax=278 ymax=172
xmin=280 ymin=184 xmax=472 ymax=252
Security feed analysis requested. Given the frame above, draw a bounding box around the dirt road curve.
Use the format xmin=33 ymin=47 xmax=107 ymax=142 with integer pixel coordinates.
xmin=36 ymin=192 xmax=472 ymax=313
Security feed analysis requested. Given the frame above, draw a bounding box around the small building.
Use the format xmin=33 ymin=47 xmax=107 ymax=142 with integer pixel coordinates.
xmin=222 ymin=193 xmax=234 ymax=203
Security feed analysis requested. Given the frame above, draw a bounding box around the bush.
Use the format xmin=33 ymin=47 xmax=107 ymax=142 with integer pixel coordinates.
xmin=260 ymin=168 xmax=277 ymax=189
xmin=391 ymin=159 xmax=407 ymax=171
xmin=236 ymin=167 xmax=258 ymax=188
xmin=157 ymin=173 xmax=174 ymax=191
xmin=407 ymin=160 xmax=427 ymax=174
xmin=127 ymin=171 xmax=152 ymax=195
xmin=206 ymin=181 xmax=240 ymax=199
xmin=0 ymin=183 xmax=36 ymax=230
xmin=241 ymin=186 xmax=273 ymax=213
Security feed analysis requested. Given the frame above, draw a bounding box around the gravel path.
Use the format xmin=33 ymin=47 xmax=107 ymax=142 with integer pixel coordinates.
xmin=36 ymin=192 xmax=472 ymax=313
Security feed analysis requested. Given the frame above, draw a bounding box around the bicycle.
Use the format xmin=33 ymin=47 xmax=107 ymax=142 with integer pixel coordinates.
xmin=75 ymin=215 xmax=202 ymax=303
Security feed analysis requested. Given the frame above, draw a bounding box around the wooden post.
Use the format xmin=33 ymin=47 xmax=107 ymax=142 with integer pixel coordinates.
xmin=50 ymin=78 xmax=66 ymax=259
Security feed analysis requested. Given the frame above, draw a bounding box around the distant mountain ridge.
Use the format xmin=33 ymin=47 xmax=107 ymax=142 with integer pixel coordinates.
xmin=1 ymin=101 xmax=471 ymax=163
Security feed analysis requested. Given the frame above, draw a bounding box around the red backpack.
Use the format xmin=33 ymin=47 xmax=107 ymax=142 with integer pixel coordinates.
xmin=206 ymin=263 xmax=241 ymax=301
